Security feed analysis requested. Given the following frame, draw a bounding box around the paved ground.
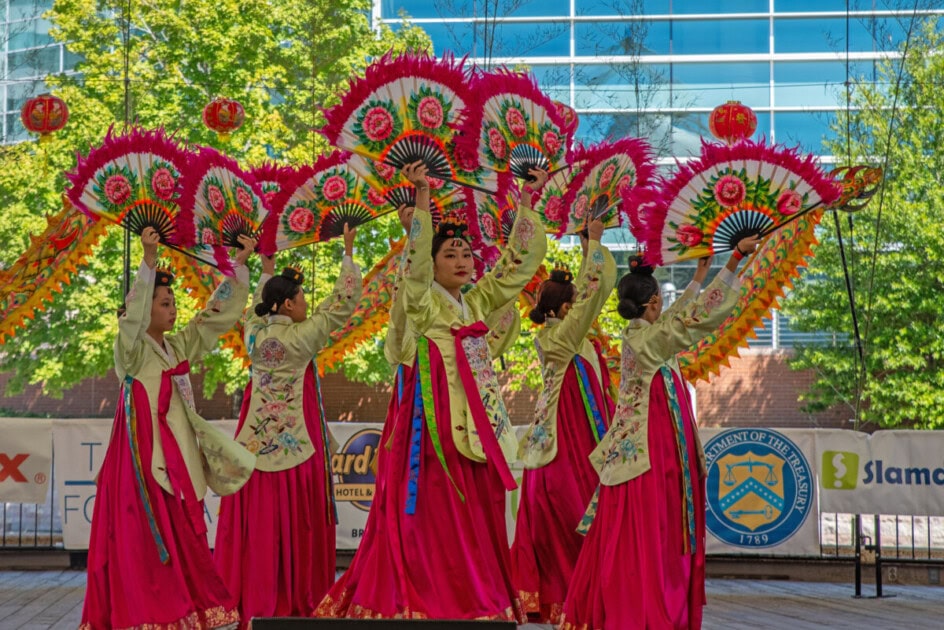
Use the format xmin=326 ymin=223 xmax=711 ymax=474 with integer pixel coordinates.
xmin=1 ymin=570 xmax=942 ymax=629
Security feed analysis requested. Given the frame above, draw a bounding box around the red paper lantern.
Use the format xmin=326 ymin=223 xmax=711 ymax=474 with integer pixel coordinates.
xmin=20 ymin=93 xmax=69 ymax=142
xmin=202 ymin=97 xmax=245 ymax=141
xmin=709 ymin=101 xmax=757 ymax=145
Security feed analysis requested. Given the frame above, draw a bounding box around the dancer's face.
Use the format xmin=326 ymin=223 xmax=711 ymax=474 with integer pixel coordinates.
xmin=149 ymin=286 xmax=177 ymax=333
xmin=433 ymin=238 xmax=474 ymax=291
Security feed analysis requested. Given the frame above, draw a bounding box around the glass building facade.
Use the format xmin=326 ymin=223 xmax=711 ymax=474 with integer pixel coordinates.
xmin=376 ymin=0 xmax=935 ymax=348
xmin=1 ymin=0 xmax=79 ymax=143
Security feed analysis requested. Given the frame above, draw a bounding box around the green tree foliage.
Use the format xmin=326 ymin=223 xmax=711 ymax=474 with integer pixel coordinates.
xmin=781 ymin=19 xmax=944 ymax=429
xmin=0 ymin=0 xmax=430 ymax=400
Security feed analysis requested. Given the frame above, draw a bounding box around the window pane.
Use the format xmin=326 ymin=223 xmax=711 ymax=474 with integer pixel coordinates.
xmin=5 ymin=81 xmax=46 ymax=113
xmin=7 ymin=18 xmax=55 ymax=51
xmin=672 ymin=19 xmax=768 ymax=55
xmin=575 ymin=20 xmax=671 ymax=55
xmin=6 ymin=47 xmax=61 ymax=79
xmin=774 ymin=111 xmax=837 ymax=154
xmin=6 ymin=112 xmax=30 ymax=142
xmin=774 ymin=61 xmax=849 ymax=107
xmin=530 ymin=64 xmax=571 ymax=101
xmin=9 ymin=0 xmax=52 ymax=22
xmin=673 ymin=62 xmax=770 ymax=108
xmin=573 ymin=63 xmax=672 ymax=109
xmin=388 ymin=0 xmax=570 ymax=19
xmin=488 ymin=21 xmax=570 ymax=57
xmin=670 ymin=0 xmax=768 ymax=14
xmin=576 ymin=0 xmax=671 ymax=16
xmin=410 ymin=21 xmax=476 ymax=56
xmin=774 ymin=0 xmax=860 ymax=11
xmin=773 ymin=16 xmax=910 ymax=54
xmin=381 ymin=0 xmax=446 ymax=19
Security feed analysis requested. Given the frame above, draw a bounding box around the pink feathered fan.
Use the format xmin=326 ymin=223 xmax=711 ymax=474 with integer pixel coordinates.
xmin=321 ymin=51 xmax=496 ymax=194
xmin=628 ymin=139 xmax=841 ymax=265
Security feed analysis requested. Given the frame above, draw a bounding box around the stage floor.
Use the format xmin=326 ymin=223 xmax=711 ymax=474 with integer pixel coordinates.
xmin=1 ymin=570 xmax=942 ymax=629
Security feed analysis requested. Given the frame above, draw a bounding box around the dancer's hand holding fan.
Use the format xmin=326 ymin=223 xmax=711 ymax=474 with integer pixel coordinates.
xmin=66 ymin=126 xmax=223 ymax=267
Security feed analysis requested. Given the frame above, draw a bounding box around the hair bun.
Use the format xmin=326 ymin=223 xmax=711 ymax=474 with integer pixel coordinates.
xmin=549 ymin=264 xmax=573 ymax=284
xmin=628 ymin=255 xmax=655 ymax=276
xmin=280 ymin=267 xmax=304 ymax=285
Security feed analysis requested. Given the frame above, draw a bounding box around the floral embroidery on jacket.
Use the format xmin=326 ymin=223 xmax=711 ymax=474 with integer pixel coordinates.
xmin=257 ymin=338 xmax=287 ymax=368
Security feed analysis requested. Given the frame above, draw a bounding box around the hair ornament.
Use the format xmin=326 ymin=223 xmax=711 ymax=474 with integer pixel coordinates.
xmin=155 ymin=265 xmax=175 ymax=287
xmin=435 ymin=217 xmax=469 ymax=241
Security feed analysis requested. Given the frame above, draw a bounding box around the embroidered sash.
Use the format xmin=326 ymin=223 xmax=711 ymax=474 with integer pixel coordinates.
xmin=574 ymin=356 xmax=607 ymax=444
xmin=451 ymin=322 xmax=517 ymax=491
xmin=123 ymin=377 xmax=169 ymax=564
xmin=661 ymin=365 xmax=696 ymax=554
xmin=156 ymin=360 xmax=207 ymax=537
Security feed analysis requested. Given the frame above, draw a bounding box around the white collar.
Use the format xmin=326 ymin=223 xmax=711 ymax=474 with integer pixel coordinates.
xmin=432 ymin=281 xmax=469 ymax=319
xmin=265 ymin=314 xmax=294 ymax=325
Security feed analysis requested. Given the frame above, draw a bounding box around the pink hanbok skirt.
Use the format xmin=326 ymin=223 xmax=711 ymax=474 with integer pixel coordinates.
xmin=315 ymin=341 xmax=524 ymax=622
xmin=560 ymin=368 xmax=706 ymax=630
xmin=214 ymin=364 xmax=335 ymax=627
xmin=81 ymin=379 xmax=239 ymax=630
xmin=511 ymin=358 xmax=612 ymax=623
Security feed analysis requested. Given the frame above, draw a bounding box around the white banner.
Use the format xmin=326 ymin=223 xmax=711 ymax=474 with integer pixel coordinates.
xmin=701 ymin=428 xmax=819 ymax=555
xmin=0 ymin=417 xmax=52 ymax=503
xmin=816 ymin=429 xmax=944 ymax=516
xmin=55 ymin=418 xmax=233 ymax=550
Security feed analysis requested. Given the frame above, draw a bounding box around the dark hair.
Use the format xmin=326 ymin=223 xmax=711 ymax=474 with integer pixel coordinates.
xmin=254 ymin=269 xmax=303 ymax=317
xmin=529 ymin=278 xmax=576 ymax=324
xmin=616 ymin=255 xmax=659 ymax=320
xmin=153 ymin=268 xmax=175 ymax=297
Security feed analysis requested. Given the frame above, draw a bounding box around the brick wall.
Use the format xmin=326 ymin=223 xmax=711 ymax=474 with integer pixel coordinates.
xmin=693 ymin=348 xmax=850 ymax=429
xmin=0 ymin=350 xmax=847 ymax=428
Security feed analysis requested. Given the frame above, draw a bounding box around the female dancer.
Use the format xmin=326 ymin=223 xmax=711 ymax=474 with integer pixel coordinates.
xmin=513 ymin=216 xmax=616 ymax=623
xmin=214 ymin=225 xmax=361 ymax=625
xmin=561 ymin=236 xmax=761 ymax=630
xmin=82 ymin=227 xmax=256 ymax=630
xmin=316 ymin=161 xmax=547 ymax=621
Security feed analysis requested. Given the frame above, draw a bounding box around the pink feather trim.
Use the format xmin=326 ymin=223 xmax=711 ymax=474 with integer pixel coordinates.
xmin=65 ymin=125 xmax=191 ymax=220
xmin=455 ymin=67 xmax=574 ymax=162
xmin=321 ymin=51 xmax=473 ymax=145
xmin=641 ymin=139 xmax=842 ymax=266
xmin=177 ymin=146 xmax=270 ymax=256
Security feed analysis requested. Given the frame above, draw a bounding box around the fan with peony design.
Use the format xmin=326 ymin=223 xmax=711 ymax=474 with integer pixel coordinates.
xmin=629 ymin=139 xmax=841 ymax=266
xmin=66 ymin=127 xmax=223 ymax=267
xmin=271 ymin=150 xmax=399 ymax=250
xmin=558 ymin=137 xmax=656 ymax=237
xmin=177 ymin=146 xmax=275 ymax=272
xmin=529 ymin=161 xmax=583 ymax=236
xmin=321 ymin=51 xmax=496 ymax=194
xmin=458 ymin=69 xmax=574 ymax=183
xmin=678 ymin=208 xmax=824 ymax=383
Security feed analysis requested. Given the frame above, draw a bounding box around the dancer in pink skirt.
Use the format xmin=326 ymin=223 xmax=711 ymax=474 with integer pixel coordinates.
xmin=82 ymin=228 xmax=256 ymax=630
xmin=315 ymin=161 xmax=546 ymax=621
xmin=513 ymin=216 xmax=616 ymax=623
xmin=214 ymin=225 xmax=361 ymax=626
xmin=560 ymin=236 xmax=761 ymax=630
